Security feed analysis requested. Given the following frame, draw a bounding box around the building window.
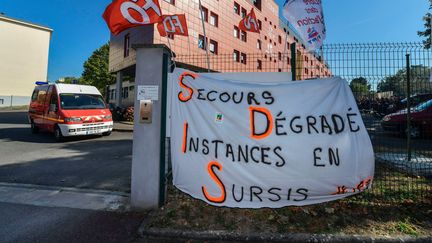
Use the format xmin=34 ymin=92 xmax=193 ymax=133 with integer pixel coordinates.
xmin=124 ymin=34 xmax=130 ymax=58
xmin=234 ymin=26 xmax=239 ymax=38
xmin=233 ymin=50 xmax=240 ymax=62
xmin=305 ymin=56 xmax=309 ymax=62
xmin=278 ymin=35 xmax=282 ymax=44
xmin=278 ymin=68 xmax=282 ymax=72
xmin=253 ymin=0 xmax=262 ymax=10
xmin=209 ymin=40 xmax=218 ymax=54
xmin=240 ymin=53 xmax=247 ymax=64
xmin=122 ymin=87 xmax=129 ymax=99
xmin=110 ymin=89 xmax=115 ymax=100
xmin=240 ymin=30 xmax=247 ymax=42
xmin=305 ymin=68 xmax=309 ymax=75
xmin=163 ymin=0 xmax=175 ymax=5
xmin=241 ymin=8 xmax=247 ymax=18
xmin=264 ymin=36 xmax=267 ymax=40
xmin=210 ymin=12 xmax=218 ymax=27
xmin=269 ymin=21 xmax=272 ymax=26
xmin=287 ymin=57 xmax=290 ymax=64
xmin=198 ymin=35 xmax=207 ymax=50
xmin=256 ymin=39 xmax=261 ymax=50
xmin=234 ymin=2 xmax=240 ymax=15
xmin=278 ymin=52 xmax=282 ymax=61
xmin=257 ymin=59 xmax=262 ymax=70
xmin=257 ymin=20 xmax=262 ymax=30
xmin=200 ymin=6 xmax=208 ymax=22
xmin=167 ymin=34 xmax=174 ymax=40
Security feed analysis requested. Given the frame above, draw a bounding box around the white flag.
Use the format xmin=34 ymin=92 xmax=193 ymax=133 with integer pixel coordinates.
xmin=282 ymin=0 xmax=326 ymax=51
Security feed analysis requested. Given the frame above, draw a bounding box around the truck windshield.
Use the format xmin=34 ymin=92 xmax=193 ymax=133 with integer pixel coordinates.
xmin=60 ymin=94 xmax=106 ymax=110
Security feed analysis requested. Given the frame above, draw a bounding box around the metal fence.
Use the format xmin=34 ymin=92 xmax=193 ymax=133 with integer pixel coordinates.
xmin=173 ymin=42 xmax=432 ymax=204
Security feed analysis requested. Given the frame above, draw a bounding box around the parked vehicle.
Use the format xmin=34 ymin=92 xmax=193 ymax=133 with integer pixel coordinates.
xmin=400 ymin=93 xmax=432 ymax=108
xmin=28 ymin=83 xmax=113 ymax=141
xmin=381 ymin=99 xmax=432 ymax=138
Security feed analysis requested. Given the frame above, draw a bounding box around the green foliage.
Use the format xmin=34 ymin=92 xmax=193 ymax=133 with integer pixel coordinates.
xmin=81 ymin=43 xmax=114 ymax=93
xmin=349 ymin=77 xmax=370 ymax=94
xmin=418 ymin=0 xmax=432 ymax=49
xmin=377 ymin=65 xmax=432 ymax=96
xmin=59 ymin=77 xmax=81 ymax=84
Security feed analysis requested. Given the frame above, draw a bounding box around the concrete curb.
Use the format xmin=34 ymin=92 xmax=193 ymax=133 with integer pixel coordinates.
xmin=0 ymin=182 xmax=131 ymax=212
xmin=138 ymin=225 xmax=432 ymax=243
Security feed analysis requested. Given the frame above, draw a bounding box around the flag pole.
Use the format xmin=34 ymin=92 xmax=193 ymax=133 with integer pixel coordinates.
xmin=166 ymin=36 xmax=177 ymax=70
xmin=282 ymin=21 xmax=289 ymax=72
xmin=198 ymin=0 xmax=211 ymax=72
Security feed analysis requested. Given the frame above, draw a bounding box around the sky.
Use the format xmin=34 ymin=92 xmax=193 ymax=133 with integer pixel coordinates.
xmin=1 ymin=0 xmax=429 ymax=81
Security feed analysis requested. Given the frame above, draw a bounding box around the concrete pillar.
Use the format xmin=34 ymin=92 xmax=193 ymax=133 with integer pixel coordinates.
xmin=131 ymin=44 xmax=171 ymax=210
xmin=115 ymin=71 xmax=123 ymax=107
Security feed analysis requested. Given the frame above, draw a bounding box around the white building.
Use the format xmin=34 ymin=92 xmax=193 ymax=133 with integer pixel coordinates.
xmin=0 ymin=14 xmax=52 ymax=107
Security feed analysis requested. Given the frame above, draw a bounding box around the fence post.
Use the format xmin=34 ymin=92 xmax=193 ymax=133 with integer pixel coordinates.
xmin=290 ymin=43 xmax=297 ymax=81
xmin=406 ymin=54 xmax=412 ymax=162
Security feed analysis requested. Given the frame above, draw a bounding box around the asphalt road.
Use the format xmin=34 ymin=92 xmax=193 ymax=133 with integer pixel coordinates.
xmin=0 ymin=111 xmax=132 ymax=192
xmin=0 ymin=202 xmax=145 ymax=243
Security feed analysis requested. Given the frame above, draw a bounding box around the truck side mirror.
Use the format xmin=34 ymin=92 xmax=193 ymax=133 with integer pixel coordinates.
xmin=49 ymin=104 xmax=58 ymax=112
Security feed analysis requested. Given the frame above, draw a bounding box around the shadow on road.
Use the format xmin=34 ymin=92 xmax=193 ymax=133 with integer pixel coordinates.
xmin=0 ymin=138 xmax=132 ymax=192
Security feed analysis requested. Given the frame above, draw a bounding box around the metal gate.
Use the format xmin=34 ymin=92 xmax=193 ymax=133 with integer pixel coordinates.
xmin=173 ymin=42 xmax=432 ymax=204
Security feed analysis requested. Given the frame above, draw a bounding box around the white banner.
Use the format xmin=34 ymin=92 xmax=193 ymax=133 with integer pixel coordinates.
xmin=170 ymin=69 xmax=374 ymax=208
xmin=282 ymin=0 xmax=326 ymax=50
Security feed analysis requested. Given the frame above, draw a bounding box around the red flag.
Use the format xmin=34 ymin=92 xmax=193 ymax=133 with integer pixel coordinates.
xmin=157 ymin=14 xmax=189 ymax=37
xmin=103 ymin=0 xmax=163 ymax=35
xmin=239 ymin=8 xmax=260 ymax=33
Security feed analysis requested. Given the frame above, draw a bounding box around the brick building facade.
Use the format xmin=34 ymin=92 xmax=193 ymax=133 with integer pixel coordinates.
xmin=108 ymin=0 xmax=330 ymax=106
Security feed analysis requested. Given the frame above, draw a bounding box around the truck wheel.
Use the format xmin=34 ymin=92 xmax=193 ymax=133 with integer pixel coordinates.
xmin=54 ymin=126 xmax=64 ymax=142
xmin=102 ymin=131 xmax=112 ymax=136
xmin=31 ymin=120 xmax=39 ymax=134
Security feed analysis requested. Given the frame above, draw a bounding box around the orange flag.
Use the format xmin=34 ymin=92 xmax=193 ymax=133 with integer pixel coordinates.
xmin=239 ymin=8 xmax=260 ymax=33
xmin=103 ymin=0 xmax=163 ymax=35
xmin=157 ymin=14 xmax=189 ymax=37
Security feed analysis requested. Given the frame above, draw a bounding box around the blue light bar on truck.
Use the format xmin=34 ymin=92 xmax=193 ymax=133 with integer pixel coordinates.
xmin=35 ymin=81 xmax=49 ymax=85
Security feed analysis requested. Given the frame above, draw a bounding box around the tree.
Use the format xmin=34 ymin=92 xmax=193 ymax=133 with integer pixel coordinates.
xmin=377 ymin=65 xmax=432 ymax=96
xmin=58 ymin=76 xmax=81 ymax=84
xmin=81 ymin=43 xmax=114 ymax=93
xmin=350 ymin=77 xmax=370 ymax=94
xmin=418 ymin=0 xmax=432 ymax=49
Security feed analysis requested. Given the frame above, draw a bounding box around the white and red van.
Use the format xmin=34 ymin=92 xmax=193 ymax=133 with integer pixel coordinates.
xmin=28 ymin=83 xmax=113 ymax=141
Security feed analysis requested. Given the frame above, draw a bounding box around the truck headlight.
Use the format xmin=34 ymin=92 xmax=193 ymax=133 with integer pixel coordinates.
xmin=64 ymin=117 xmax=82 ymax=122
xmin=382 ymin=116 xmax=391 ymax=122
xmin=104 ymin=115 xmax=112 ymax=119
